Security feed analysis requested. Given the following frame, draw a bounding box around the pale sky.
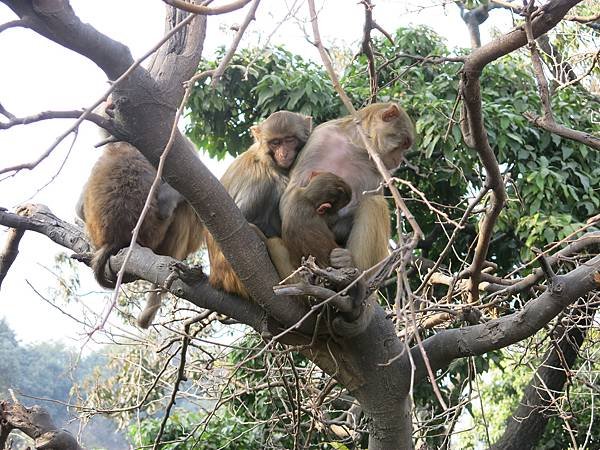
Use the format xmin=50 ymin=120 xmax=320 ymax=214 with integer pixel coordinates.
xmin=0 ymin=0 xmax=512 ymax=346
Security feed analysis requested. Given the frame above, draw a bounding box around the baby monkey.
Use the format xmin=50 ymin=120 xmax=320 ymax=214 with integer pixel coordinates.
xmin=282 ymin=172 xmax=352 ymax=268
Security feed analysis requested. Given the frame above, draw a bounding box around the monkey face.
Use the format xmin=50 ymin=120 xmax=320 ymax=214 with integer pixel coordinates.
xmin=269 ymin=136 xmax=300 ymax=169
xmin=370 ymin=103 xmax=415 ymax=170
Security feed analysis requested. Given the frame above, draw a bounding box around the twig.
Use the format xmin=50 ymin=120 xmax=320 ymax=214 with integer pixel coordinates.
xmin=523 ymin=3 xmax=600 ymax=151
xmin=0 ymin=18 xmax=28 ymax=33
xmin=163 ymin=0 xmax=252 ymax=15
xmin=0 ymin=110 xmax=112 ymax=132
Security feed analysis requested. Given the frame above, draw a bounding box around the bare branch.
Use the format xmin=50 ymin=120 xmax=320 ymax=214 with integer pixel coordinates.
xmin=524 ymin=112 xmax=600 ymax=150
xmin=459 ymin=0 xmax=583 ymax=302
xmin=523 ymin=2 xmax=600 ymax=151
xmin=414 ymin=253 xmax=600 ymax=380
xmin=491 ymin=302 xmax=597 ymax=449
xmin=0 ymin=110 xmax=113 ymax=131
xmin=163 ymin=0 xmax=252 ymax=15
xmin=0 ymin=400 xmax=83 ymax=450
xmin=565 ymin=12 xmax=600 ymax=23
xmin=360 ymin=0 xmax=378 ymax=100
xmin=0 ymin=18 xmax=28 ymax=33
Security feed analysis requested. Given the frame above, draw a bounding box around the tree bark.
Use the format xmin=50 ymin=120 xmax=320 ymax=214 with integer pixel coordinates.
xmin=0 ymin=400 xmax=84 ymax=450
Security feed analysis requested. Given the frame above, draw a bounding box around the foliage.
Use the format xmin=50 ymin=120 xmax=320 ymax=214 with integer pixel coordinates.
xmin=129 ymin=410 xmax=265 ymax=450
xmin=188 ymin=25 xmax=600 ymax=272
xmin=187 ymin=47 xmax=343 ymax=159
xmin=459 ymin=329 xmax=600 ymax=449
xmin=0 ymin=320 xmax=123 ymax=448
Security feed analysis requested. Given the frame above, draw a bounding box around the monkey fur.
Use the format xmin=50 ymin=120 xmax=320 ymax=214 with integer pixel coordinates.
xmin=282 ymin=102 xmax=415 ymax=273
xmin=282 ymin=172 xmax=351 ymax=268
xmin=78 ymin=141 xmax=204 ymax=328
xmin=206 ymin=110 xmax=312 ymax=298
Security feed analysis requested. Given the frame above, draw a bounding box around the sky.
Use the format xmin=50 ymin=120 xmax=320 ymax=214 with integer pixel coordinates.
xmin=0 ymin=0 xmax=513 ymax=346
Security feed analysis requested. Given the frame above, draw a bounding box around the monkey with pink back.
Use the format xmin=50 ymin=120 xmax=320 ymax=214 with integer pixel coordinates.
xmin=281 ymin=102 xmax=415 ymax=273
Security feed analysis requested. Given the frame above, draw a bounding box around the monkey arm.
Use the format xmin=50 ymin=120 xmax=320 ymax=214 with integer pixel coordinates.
xmin=345 ymin=195 xmax=390 ymax=272
xmin=222 ymin=151 xmax=286 ymax=238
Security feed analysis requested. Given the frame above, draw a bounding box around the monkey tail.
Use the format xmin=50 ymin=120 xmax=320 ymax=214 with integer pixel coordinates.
xmin=137 ymin=288 xmax=164 ymax=329
xmin=91 ymin=244 xmax=122 ymax=289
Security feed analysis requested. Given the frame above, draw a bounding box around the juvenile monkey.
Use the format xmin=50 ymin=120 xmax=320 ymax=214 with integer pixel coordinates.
xmin=282 ymin=172 xmax=351 ymax=268
xmin=206 ymin=110 xmax=312 ymax=297
xmin=281 ymin=102 xmax=415 ymax=273
xmin=78 ymin=141 xmax=204 ymax=328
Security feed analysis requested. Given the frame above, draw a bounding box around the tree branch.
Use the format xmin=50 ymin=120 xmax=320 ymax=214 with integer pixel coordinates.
xmin=459 ymin=0 xmax=583 ymax=302
xmin=414 ymin=254 xmax=600 ymax=380
xmin=1 ymin=0 xmax=309 ymax=330
xmin=163 ymin=0 xmax=252 ymax=15
xmin=0 ymin=110 xmax=113 ymax=131
xmin=490 ymin=301 xmax=597 ymax=450
xmin=0 ymin=400 xmax=83 ymax=450
xmin=523 ymin=2 xmax=600 ymax=151
xmin=0 ymin=204 xmax=266 ymax=331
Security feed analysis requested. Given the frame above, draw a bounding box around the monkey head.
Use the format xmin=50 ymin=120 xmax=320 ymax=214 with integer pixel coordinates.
xmin=251 ymin=111 xmax=312 ymax=170
xmin=361 ymin=102 xmax=415 ymax=170
xmin=305 ymin=172 xmax=352 ymax=215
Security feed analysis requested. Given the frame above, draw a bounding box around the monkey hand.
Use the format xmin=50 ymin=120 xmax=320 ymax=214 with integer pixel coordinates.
xmin=329 ymin=248 xmax=354 ymax=269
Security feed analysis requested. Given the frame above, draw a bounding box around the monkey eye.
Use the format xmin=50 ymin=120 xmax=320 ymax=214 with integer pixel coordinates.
xmin=268 ymin=136 xmax=298 ymax=152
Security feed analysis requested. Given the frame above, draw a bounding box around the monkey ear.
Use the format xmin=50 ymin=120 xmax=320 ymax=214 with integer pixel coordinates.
xmin=381 ymin=104 xmax=401 ymax=122
xmin=304 ymin=116 xmax=313 ymax=133
xmin=250 ymin=124 xmax=261 ymax=141
xmin=316 ymin=202 xmax=332 ymax=215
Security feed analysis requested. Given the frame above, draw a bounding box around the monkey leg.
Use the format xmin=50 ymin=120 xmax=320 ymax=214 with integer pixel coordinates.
xmin=75 ymin=185 xmax=87 ymax=221
xmin=248 ymin=224 xmax=294 ymax=279
xmin=137 ymin=286 xmax=164 ymax=328
xmin=266 ymin=237 xmax=294 ymax=279
xmin=157 ymin=182 xmax=184 ymax=221
xmin=346 ymin=195 xmax=390 ymax=272
xmin=206 ymin=231 xmax=250 ymax=299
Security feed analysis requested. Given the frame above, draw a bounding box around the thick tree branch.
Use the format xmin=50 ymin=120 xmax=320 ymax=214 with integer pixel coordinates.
xmin=414 ymin=254 xmax=600 ymax=380
xmin=491 ymin=301 xmax=596 ymax=450
xmin=0 ymin=400 xmax=83 ymax=450
xmin=0 ymin=222 xmax=24 ymax=288
xmin=0 ymin=205 xmax=266 ymax=331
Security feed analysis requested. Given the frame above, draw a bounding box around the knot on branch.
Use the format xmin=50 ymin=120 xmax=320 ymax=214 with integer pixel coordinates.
xmin=273 ymin=255 xmax=371 ymax=337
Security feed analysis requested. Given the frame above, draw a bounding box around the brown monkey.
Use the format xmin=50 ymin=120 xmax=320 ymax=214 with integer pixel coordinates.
xmin=282 ymin=172 xmax=351 ymax=268
xmin=281 ymin=102 xmax=414 ymax=273
xmin=78 ymin=141 xmax=204 ymax=328
xmin=206 ymin=110 xmax=312 ymax=297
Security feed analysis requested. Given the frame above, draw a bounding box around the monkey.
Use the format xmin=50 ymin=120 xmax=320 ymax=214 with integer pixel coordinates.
xmin=78 ymin=141 xmax=204 ymax=328
xmin=281 ymin=172 xmax=351 ymax=268
xmin=280 ymin=102 xmax=415 ymax=336
xmin=206 ymin=110 xmax=312 ymax=298
xmin=282 ymin=102 xmax=414 ymax=271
